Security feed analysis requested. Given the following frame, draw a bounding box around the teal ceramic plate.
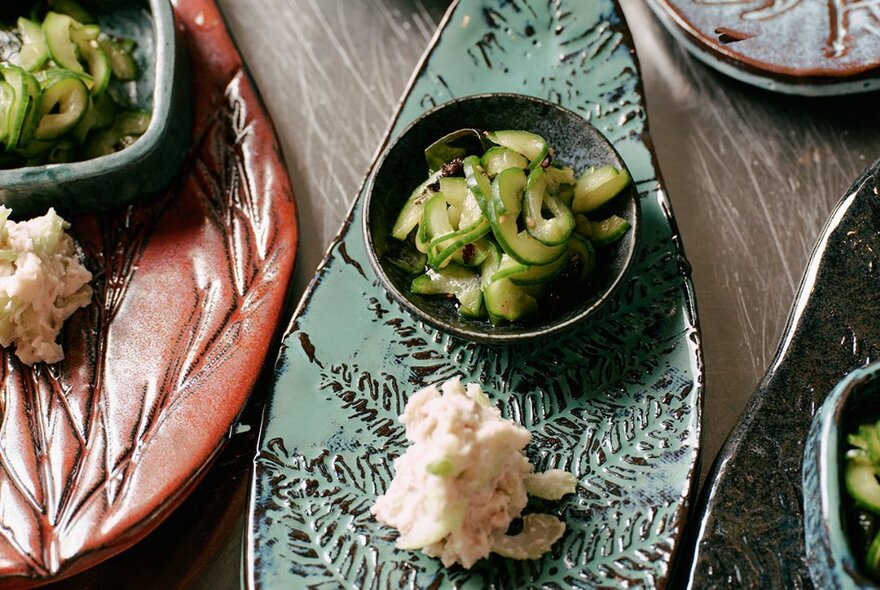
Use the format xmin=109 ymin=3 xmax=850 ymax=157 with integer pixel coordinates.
xmin=0 ymin=0 xmax=191 ymax=216
xmin=246 ymin=1 xmax=703 ymax=588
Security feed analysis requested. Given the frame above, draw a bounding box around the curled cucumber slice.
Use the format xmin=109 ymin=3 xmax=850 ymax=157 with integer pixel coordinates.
xmin=522 ymin=168 xmax=575 ymax=246
xmin=100 ymin=38 xmax=138 ymax=81
xmin=15 ymin=18 xmax=50 ymax=71
xmin=35 ymin=74 xmax=89 ymax=140
xmin=43 ymin=12 xmax=83 ymax=73
xmin=0 ymin=65 xmax=32 ymax=149
xmin=485 ymin=129 xmax=549 ymax=169
xmin=489 ymin=167 xmax=565 ymax=266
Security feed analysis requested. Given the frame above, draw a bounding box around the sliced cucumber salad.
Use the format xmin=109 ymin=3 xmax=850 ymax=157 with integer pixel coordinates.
xmin=0 ymin=0 xmax=149 ymax=168
xmin=388 ymin=128 xmax=632 ymax=324
xmin=846 ymin=420 xmax=880 ymax=581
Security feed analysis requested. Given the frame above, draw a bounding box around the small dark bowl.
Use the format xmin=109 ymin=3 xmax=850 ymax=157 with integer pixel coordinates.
xmin=0 ymin=0 xmax=191 ymax=217
xmin=363 ymin=93 xmax=640 ymax=344
xmin=803 ymin=361 xmax=880 ymax=590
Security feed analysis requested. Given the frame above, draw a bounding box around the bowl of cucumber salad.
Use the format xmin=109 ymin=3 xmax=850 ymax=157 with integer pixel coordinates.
xmin=364 ymin=93 xmax=640 ymax=344
xmin=0 ymin=0 xmax=190 ymax=216
xmin=804 ymin=362 xmax=880 ymax=589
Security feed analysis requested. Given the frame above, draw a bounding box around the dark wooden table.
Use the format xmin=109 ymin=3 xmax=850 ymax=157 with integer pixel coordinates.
xmin=44 ymin=1 xmax=880 ymax=587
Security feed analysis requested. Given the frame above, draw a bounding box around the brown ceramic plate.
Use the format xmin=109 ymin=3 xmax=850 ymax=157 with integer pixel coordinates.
xmin=647 ymin=0 xmax=880 ymax=95
xmin=0 ymin=0 xmax=298 ymax=586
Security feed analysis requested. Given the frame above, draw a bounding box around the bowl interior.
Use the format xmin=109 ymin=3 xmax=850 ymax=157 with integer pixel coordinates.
xmin=837 ymin=371 xmax=880 ymax=586
xmin=805 ymin=362 xmax=880 ymax=589
xmin=365 ymin=93 xmax=639 ymax=343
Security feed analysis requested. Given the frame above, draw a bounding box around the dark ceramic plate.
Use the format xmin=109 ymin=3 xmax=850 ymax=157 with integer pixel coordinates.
xmin=364 ymin=93 xmax=640 ymax=344
xmin=247 ymin=1 xmax=702 ymax=588
xmin=646 ymin=0 xmax=880 ymax=96
xmin=0 ymin=0 xmax=191 ymax=216
xmin=679 ymin=157 xmax=880 ymax=588
xmin=804 ymin=361 xmax=880 ymax=590
xmin=0 ymin=1 xmax=297 ymax=586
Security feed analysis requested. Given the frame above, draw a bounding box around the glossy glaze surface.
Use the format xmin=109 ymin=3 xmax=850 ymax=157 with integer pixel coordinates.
xmin=0 ymin=0 xmax=298 ymax=585
xmin=647 ymin=0 xmax=880 ymax=95
xmin=247 ymin=1 xmax=702 ymax=587
xmin=681 ymin=158 xmax=880 ymax=587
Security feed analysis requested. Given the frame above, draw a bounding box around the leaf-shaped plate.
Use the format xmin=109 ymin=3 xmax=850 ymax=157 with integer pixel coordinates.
xmin=0 ymin=0 xmax=298 ymax=585
xmin=246 ymin=1 xmax=702 ymax=588
xmin=679 ymin=158 xmax=880 ymax=587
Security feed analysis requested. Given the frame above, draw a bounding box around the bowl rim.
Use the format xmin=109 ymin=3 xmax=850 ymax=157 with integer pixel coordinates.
xmin=0 ymin=0 xmax=176 ymax=188
xmin=804 ymin=360 xmax=880 ymax=589
xmin=362 ymin=92 xmax=641 ymax=344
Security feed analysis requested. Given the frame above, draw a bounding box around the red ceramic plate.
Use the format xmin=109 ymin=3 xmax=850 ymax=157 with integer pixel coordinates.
xmin=0 ymin=1 xmax=298 ymax=586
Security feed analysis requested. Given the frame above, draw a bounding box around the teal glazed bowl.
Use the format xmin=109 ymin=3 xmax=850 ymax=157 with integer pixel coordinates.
xmin=363 ymin=93 xmax=640 ymax=344
xmin=803 ymin=361 xmax=880 ymax=590
xmin=0 ymin=0 xmax=191 ymax=217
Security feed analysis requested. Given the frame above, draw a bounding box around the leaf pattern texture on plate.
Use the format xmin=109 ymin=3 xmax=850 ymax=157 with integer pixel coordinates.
xmin=0 ymin=1 xmax=298 ymax=585
xmin=247 ymin=1 xmax=702 ymax=589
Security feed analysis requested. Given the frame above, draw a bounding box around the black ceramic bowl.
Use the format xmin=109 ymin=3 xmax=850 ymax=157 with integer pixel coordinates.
xmin=363 ymin=93 xmax=640 ymax=344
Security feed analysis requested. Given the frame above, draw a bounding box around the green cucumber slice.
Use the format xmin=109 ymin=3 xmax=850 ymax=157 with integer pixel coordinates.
xmin=846 ymin=450 xmax=880 ymax=513
xmin=411 ymin=264 xmax=483 ymax=318
xmin=439 ymin=176 xmax=467 ymax=227
xmin=522 ymin=168 xmax=575 ymax=246
xmin=16 ymin=18 xmax=50 ymax=71
xmin=391 ymin=177 xmax=437 ymax=240
xmin=43 ymin=12 xmax=83 ymax=74
xmin=35 ymin=74 xmax=89 ymax=140
xmin=83 ymin=110 xmax=151 ymax=158
xmin=491 ymin=252 xmax=567 ymax=285
xmin=0 ymin=81 xmax=15 ymax=145
xmin=483 ymin=274 xmax=537 ymax=323
xmin=423 ymin=191 xmax=490 ymax=268
xmin=428 ymin=219 xmax=491 ymax=269
xmin=485 ymin=129 xmax=549 ymax=169
xmin=422 ymin=191 xmax=454 ymax=245
xmin=18 ymin=69 xmax=42 ymax=146
xmin=480 ymin=146 xmax=528 ymax=177
xmin=100 ymin=38 xmax=138 ymax=81
xmin=572 ymin=164 xmax=631 ymax=213
xmin=0 ymin=66 xmax=31 ymax=149
xmin=463 ymin=155 xmax=492 ymax=216
xmin=489 ymin=167 xmax=565 ymax=265
xmin=574 ymin=213 xmax=631 ymax=245
xmin=79 ymin=40 xmax=110 ymax=95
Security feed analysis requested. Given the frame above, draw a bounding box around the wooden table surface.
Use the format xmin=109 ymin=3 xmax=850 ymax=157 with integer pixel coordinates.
xmin=43 ymin=1 xmax=880 ymax=588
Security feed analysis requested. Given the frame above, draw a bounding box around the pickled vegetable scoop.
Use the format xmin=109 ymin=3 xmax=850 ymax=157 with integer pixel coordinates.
xmin=386 ymin=128 xmax=632 ymax=324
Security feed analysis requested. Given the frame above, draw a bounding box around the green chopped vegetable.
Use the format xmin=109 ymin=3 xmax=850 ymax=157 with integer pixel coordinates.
xmin=0 ymin=4 xmax=148 ymax=167
xmin=387 ymin=129 xmax=632 ymax=324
